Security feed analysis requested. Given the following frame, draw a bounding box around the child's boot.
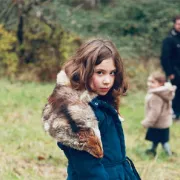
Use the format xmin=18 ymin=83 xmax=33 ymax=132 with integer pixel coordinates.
xmin=162 ymin=142 xmax=172 ymax=156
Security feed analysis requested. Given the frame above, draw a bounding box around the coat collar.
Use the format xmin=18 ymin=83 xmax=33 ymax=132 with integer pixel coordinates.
xmin=90 ymin=97 xmax=118 ymax=115
xmin=148 ymin=83 xmax=176 ymax=102
xmin=90 ymin=97 xmax=125 ymax=122
xmin=170 ymin=29 xmax=180 ymax=37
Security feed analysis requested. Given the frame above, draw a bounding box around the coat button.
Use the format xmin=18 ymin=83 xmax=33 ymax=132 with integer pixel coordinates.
xmin=95 ymin=102 xmax=98 ymax=106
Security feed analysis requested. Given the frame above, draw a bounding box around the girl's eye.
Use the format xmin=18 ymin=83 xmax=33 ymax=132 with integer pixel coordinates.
xmin=96 ymin=71 xmax=103 ymax=75
xmin=110 ymin=71 xmax=116 ymax=75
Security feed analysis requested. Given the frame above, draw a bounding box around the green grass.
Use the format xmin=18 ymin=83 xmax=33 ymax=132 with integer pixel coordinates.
xmin=121 ymin=91 xmax=180 ymax=180
xmin=0 ymin=79 xmax=180 ymax=180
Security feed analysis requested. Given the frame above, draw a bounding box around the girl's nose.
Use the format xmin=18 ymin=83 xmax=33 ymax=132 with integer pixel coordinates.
xmin=103 ymin=76 xmax=110 ymax=84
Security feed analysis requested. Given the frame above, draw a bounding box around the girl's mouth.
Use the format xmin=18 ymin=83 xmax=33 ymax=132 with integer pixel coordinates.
xmin=100 ymin=88 xmax=109 ymax=92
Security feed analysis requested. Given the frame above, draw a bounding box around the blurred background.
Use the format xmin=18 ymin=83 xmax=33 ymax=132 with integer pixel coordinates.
xmin=0 ymin=0 xmax=180 ymax=179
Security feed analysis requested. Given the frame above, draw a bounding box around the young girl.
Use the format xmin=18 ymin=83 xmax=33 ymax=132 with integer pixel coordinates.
xmin=42 ymin=39 xmax=141 ymax=179
xmin=141 ymin=72 xmax=176 ymax=156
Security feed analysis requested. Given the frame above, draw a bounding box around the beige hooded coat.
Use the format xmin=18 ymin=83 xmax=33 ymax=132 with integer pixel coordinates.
xmin=141 ymin=84 xmax=176 ymax=129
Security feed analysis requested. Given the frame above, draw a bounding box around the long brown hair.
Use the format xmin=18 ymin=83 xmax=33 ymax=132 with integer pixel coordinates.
xmin=63 ymin=39 xmax=128 ymax=111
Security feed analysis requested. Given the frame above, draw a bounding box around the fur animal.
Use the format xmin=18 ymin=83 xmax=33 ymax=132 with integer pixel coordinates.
xmin=42 ymin=71 xmax=103 ymax=158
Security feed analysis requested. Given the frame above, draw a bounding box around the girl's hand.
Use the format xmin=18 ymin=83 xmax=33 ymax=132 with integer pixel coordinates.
xmin=168 ymin=74 xmax=175 ymax=80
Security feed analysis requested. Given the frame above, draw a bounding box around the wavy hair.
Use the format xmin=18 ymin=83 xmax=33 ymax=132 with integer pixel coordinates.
xmin=63 ymin=39 xmax=128 ymax=111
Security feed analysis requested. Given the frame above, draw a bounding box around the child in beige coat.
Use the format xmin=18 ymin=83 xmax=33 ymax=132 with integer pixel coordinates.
xmin=141 ymin=72 xmax=176 ymax=156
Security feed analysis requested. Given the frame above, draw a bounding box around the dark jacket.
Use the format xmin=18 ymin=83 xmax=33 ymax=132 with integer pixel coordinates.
xmin=58 ymin=97 xmax=140 ymax=180
xmin=161 ymin=29 xmax=180 ymax=84
xmin=42 ymin=70 xmax=140 ymax=180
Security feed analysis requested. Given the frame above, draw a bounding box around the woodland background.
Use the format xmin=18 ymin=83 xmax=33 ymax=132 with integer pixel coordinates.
xmin=0 ymin=0 xmax=180 ymax=179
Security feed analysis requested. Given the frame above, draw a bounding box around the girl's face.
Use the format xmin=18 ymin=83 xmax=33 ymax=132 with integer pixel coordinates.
xmin=89 ymin=58 xmax=116 ymax=96
xmin=147 ymin=76 xmax=162 ymax=89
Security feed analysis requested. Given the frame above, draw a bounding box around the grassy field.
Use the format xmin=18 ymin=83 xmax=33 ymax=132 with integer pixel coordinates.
xmin=0 ymin=79 xmax=180 ymax=180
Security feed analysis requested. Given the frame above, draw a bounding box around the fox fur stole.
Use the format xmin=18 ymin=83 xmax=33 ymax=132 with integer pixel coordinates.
xmin=42 ymin=70 xmax=103 ymax=158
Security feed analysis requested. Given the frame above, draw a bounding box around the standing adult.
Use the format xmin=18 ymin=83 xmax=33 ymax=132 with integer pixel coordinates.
xmin=161 ymin=15 xmax=180 ymax=120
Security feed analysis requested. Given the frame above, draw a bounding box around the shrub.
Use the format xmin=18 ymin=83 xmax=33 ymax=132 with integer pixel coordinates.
xmin=0 ymin=24 xmax=18 ymax=76
xmin=15 ymin=18 xmax=82 ymax=81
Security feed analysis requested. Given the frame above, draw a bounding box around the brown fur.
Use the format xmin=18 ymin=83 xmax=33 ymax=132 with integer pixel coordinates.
xmin=42 ymin=81 xmax=103 ymax=158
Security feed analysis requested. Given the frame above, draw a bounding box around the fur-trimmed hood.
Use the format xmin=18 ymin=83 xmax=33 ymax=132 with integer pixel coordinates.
xmin=148 ymin=82 xmax=176 ymax=102
xmin=42 ymin=70 xmax=104 ymax=158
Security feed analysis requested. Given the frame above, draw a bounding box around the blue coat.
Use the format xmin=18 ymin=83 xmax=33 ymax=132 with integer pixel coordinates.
xmin=58 ymin=97 xmax=141 ymax=180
